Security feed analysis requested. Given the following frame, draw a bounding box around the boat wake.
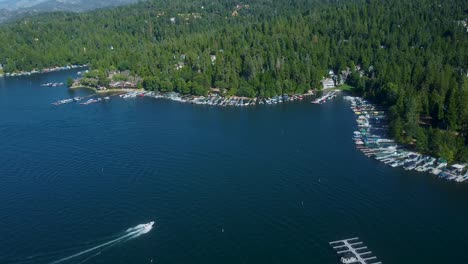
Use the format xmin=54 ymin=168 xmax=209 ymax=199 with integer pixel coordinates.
xmin=3 ymin=221 xmax=155 ymax=264
xmin=48 ymin=221 xmax=154 ymax=264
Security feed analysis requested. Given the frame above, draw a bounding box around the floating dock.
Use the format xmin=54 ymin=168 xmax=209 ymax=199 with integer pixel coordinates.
xmin=329 ymin=237 xmax=382 ymax=264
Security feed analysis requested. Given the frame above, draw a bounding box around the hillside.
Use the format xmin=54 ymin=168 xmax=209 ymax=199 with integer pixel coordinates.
xmin=0 ymin=0 xmax=140 ymax=23
xmin=0 ymin=0 xmax=467 ymax=161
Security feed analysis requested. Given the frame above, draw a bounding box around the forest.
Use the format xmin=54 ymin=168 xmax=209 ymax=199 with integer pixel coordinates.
xmin=0 ymin=0 xmax=466 ymax=162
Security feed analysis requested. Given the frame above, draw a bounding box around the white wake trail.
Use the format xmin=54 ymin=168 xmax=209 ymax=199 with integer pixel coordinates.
xmin=49 ymin=222 xmax=154 ymax=264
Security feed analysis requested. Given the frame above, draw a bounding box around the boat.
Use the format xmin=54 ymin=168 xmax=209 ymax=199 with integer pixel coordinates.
xmin=340 ymin=252 xmax=358 ymax=264
xmin=80 ymin=99 xmax=98 ymax=105
xmin=390 ymin=160 xmax=405 ymax=167
xmin=52 ymin=98 xmax=74 ymax=105
xmin=142 ymin=221 xmax=155 ymax=230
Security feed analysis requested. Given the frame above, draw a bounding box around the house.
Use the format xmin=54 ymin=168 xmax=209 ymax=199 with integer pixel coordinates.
xmin=175 ymin=62 xmax=185 ymax=70
xmin=170 ymin=17 xmax=176 ymax=24
xmin=341 ymin=67 xmax=351 ymax=81
xmin=110 ymin=81 xmax=122 ymax=88
xmin=210 ymin=55 xmax=217 ymax=63
xmin=321 ymin=78 xmax=335 ymax=89
xmin=123 ymin=82 xmax=130 ymax=88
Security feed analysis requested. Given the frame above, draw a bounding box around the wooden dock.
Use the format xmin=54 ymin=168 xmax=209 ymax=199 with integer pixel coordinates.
xmin=329 ymin=237 xmax=382 ymax=264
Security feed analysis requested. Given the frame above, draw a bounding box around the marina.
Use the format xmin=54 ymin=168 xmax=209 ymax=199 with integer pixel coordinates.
xmin=50 ymin=90 xmax=468 ymax=184
xmin=41 ymin=82 xmax=64 ymax=87
xmin=311 ymin=90 xmax=339 ymax=104
xmin=330 ymin=237 xmax=381 ymax=264
xmin=344 ymin=96 xmax=468 ymax=183
xmin=2 ymin=69 xmax=468 ymax=264
xmin=51 ymin=95 xmax=110 ymax=106
xmin=118 ymin=90 xmax=314 ymax=106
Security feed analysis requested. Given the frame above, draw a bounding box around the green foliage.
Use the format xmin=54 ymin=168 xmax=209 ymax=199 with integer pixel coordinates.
xmin=81 ymin=78 xmax=98 ymax=87
xmin=190 ymin=81 xmax=208 ymax=96
xmin=143 ymin=77 xmax=160 ymax=91
xmin=0 ymin=0 xmax=466 ymax=160
xmin=66 ymin=76 xmax=73 ymax=87
xmin=112 ymin=74 xmax=128 ymax=82
xmin=339 ymin=84 xmax=354 ymax=92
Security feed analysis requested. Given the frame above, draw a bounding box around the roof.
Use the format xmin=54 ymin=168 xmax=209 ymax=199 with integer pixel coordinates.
xmin=452 ymin=164 xmax=465 ymax=169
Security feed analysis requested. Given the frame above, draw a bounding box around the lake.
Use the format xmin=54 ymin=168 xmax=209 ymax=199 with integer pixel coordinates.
xmin=0 ymin=69 xmax=467 ymax=264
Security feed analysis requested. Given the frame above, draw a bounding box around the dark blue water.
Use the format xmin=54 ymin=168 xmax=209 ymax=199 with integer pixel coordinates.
xmin=0 ymin=70 xmax=467 ymax=264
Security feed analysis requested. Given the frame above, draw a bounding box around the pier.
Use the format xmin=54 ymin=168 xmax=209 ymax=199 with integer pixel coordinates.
xmin=329 ymin=237 xmax=382 ymax=264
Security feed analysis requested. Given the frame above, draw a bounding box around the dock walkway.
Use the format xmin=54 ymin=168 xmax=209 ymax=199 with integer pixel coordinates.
xmin=329 ymin=237 xmax=382 ymax=264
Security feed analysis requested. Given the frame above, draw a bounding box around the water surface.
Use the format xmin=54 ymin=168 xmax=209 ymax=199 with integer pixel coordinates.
xmin=0 ymin=70 xmax=467 ymax=264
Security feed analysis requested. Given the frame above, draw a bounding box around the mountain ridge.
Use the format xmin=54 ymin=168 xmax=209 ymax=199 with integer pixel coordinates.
xmin=0 ymin=0 xmax=141 ymax=22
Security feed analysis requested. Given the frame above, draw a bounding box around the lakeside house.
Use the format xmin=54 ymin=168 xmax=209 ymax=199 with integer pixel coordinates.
xmin=321 ymin=68 xmax=352 ymax=89
xmin=321 ymin=78 xmax=336 ymax=89
xmin=75 ymin=69 xmax=141 ymax=90
xmin=109 ymin=81 xmax=137 ymax=89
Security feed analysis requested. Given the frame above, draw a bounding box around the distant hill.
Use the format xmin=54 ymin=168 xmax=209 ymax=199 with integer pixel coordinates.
xmin=0 ymin=0 xmax=141 ymax=23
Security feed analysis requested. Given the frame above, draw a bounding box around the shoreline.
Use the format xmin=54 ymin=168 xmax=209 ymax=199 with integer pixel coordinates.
xmin=96 ymin=88 xmax=143 ymax=94
xmin=343 ymin=96 xmax=467 ymax=183
xmin=52 ymin=87 xmax=316 ymax=107
xmin=2 ymin=64 xmax=88 ymax=77
xmin=70 ymin=84 xmax=96 ymax=91
xmin=118 ymin=90 xmax=316 ymax=106
xmin=69 ymin=84 xmax=143 ymax=94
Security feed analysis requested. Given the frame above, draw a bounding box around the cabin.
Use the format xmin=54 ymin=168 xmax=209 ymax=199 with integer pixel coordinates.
xmin=210 ymin=55 xmax=217 ymax=63
xmin=124 ymin=81 xmax=136 ymax=88
xmin=110 ymin=81 xmax=122 ymax=88
xmin=321 ymin=78 xmax=335 ymax=89
xmin=175 ymin=62 xmax=185 ymax=70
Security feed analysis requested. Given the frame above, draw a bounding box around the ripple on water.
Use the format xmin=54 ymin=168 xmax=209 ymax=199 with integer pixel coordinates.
xmin=1 ymin=76 xmax=468 ymax=264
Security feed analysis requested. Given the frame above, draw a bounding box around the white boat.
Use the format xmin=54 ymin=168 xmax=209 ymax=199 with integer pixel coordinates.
xmin=143 ymin=221 xmax=154 ymax=229
xmin=341 ymin=254 xmax=358 ymax=264
xmin=138 ymin=221 xmax=155 ymax=234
